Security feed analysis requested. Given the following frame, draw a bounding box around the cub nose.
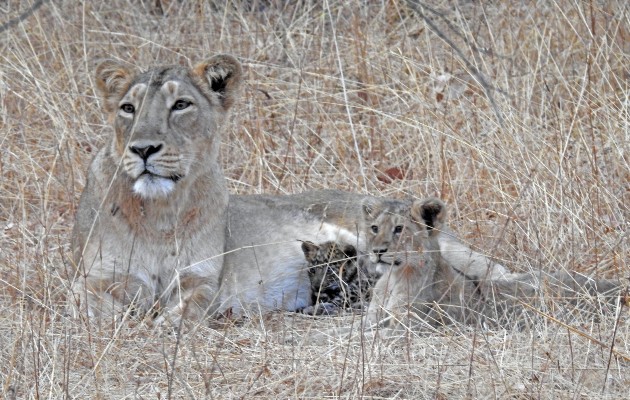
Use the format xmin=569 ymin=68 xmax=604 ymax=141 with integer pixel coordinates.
xmin=129 ymin=144 xmax=162 ymax=161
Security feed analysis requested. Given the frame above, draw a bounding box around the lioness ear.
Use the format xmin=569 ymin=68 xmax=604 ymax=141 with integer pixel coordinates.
xmin=410 ymin=197 xmax=446 ymax=235
xmin=301 ymin=241 xmax=319 ymax=263
xmin=193 ymin=54 xmax=243 ymax=110
xmin=94 ymin=59 xmax=134 ymax=113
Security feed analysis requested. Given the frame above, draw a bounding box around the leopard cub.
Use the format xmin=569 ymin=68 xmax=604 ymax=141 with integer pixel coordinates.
xmin=300 ymin=241 xmax=378 ymax=315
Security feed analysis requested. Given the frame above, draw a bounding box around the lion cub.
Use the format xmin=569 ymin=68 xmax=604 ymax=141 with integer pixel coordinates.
xmin=363 ymin=198 xmax=624 ymax=329
xmin=363 ymin=197 xmax=473 ymax=327
xmin=300 ymin=241 xmax=378 ymax=315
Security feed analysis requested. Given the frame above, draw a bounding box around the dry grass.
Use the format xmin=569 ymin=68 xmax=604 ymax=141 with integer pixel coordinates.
xmin=0 ymin=0 xmax=628 ymax=398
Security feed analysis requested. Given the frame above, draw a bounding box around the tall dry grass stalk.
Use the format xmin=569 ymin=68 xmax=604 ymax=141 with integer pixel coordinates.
xmin=0 ymin=0 xmax=627 ymax=398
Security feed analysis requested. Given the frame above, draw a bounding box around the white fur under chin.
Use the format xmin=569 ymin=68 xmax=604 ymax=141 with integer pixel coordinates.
xmin=133 ymin=175 xmax=175 ymax=199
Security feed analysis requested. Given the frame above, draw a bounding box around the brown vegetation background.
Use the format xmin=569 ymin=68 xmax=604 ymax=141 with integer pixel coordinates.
xmin=0 ymin=0 xmax=628 ymax=398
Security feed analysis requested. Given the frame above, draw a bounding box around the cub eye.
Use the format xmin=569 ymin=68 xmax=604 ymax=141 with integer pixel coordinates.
xmin=120 ymin=103 xmax=135 ymax=114
xmin=370 ymin=225 xmax=379 ymax=234
xmin=394 ymin=225 xmax=403 ymax=234
xmin=172 ymin=99 xmax=192 ymax=111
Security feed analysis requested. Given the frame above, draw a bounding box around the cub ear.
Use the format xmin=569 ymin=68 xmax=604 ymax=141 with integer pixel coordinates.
xmin=361 ymin=198 xmax=379 ymax=219
xmin=342 ymin=244 xmax=357 ymax=259
xmin=410 ymin=197 xmax=446 ymax=235
xmin=193 ymin=54 xmax=243 ymax=110
xmin=94 ymin=59 xmax=134 ymax=113
xmin=301 ymin=241 xmax=319 ymax=263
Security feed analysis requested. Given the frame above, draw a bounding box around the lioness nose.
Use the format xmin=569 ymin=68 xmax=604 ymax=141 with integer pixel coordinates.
xmin=373 ymin=248 xmax=387 ymax=255
xmin=130 ymin=144 xmax=162 ymax=161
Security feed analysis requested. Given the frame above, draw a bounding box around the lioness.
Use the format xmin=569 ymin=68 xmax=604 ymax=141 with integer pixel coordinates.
xmin=72 ymin=55 xmax=512 ymax=324
xmin=363 ymin=198 xmax=623 ymax=329
xmin=71 ymin=55 xmax=243 ymax=322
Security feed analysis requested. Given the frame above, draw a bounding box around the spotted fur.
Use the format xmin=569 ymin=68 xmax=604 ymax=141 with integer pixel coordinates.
xmin=300 ymin=241 xmax=378 ymax=315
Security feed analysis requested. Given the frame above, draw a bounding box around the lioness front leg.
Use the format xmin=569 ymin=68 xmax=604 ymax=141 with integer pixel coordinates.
xmin=155 ymin=274 xmax=219 ymax=327
xmin=75 ymin=273 xmax=158 ymax=322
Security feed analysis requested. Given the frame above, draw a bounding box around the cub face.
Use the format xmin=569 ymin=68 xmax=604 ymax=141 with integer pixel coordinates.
xmin=364 ymin=197 xmax=452 ymax=328
xmin=301 ymin=241 xmax=358 ymax=304
xmin=94 ymin=55 xmax=242 ymax=199
xmin=361 ymin=198 xmax=446 ymax=273
xmin=301 ymin=240 xmax=377 ymax=314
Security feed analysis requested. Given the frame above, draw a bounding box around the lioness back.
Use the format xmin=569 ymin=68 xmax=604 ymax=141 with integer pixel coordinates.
xmin=71 ymin=55 xmax=243 ymax=324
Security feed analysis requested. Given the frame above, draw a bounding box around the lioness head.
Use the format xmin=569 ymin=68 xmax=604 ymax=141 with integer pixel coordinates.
xmin=94 ymin=55 xmax=242 ymax=199
xmin=362 ymin=197 xmax=446 ymax=272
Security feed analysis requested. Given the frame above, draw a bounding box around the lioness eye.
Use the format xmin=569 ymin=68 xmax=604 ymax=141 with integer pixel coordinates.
xmin=120 ymin=103 xmax=135 ymax=114
xmin=172 ymin=99 xmax=192 ymax=111
xmin=371 ymin=225 xmax=379 ymax=234
xmin=394 ymin=225 xmax=403 ymax=234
